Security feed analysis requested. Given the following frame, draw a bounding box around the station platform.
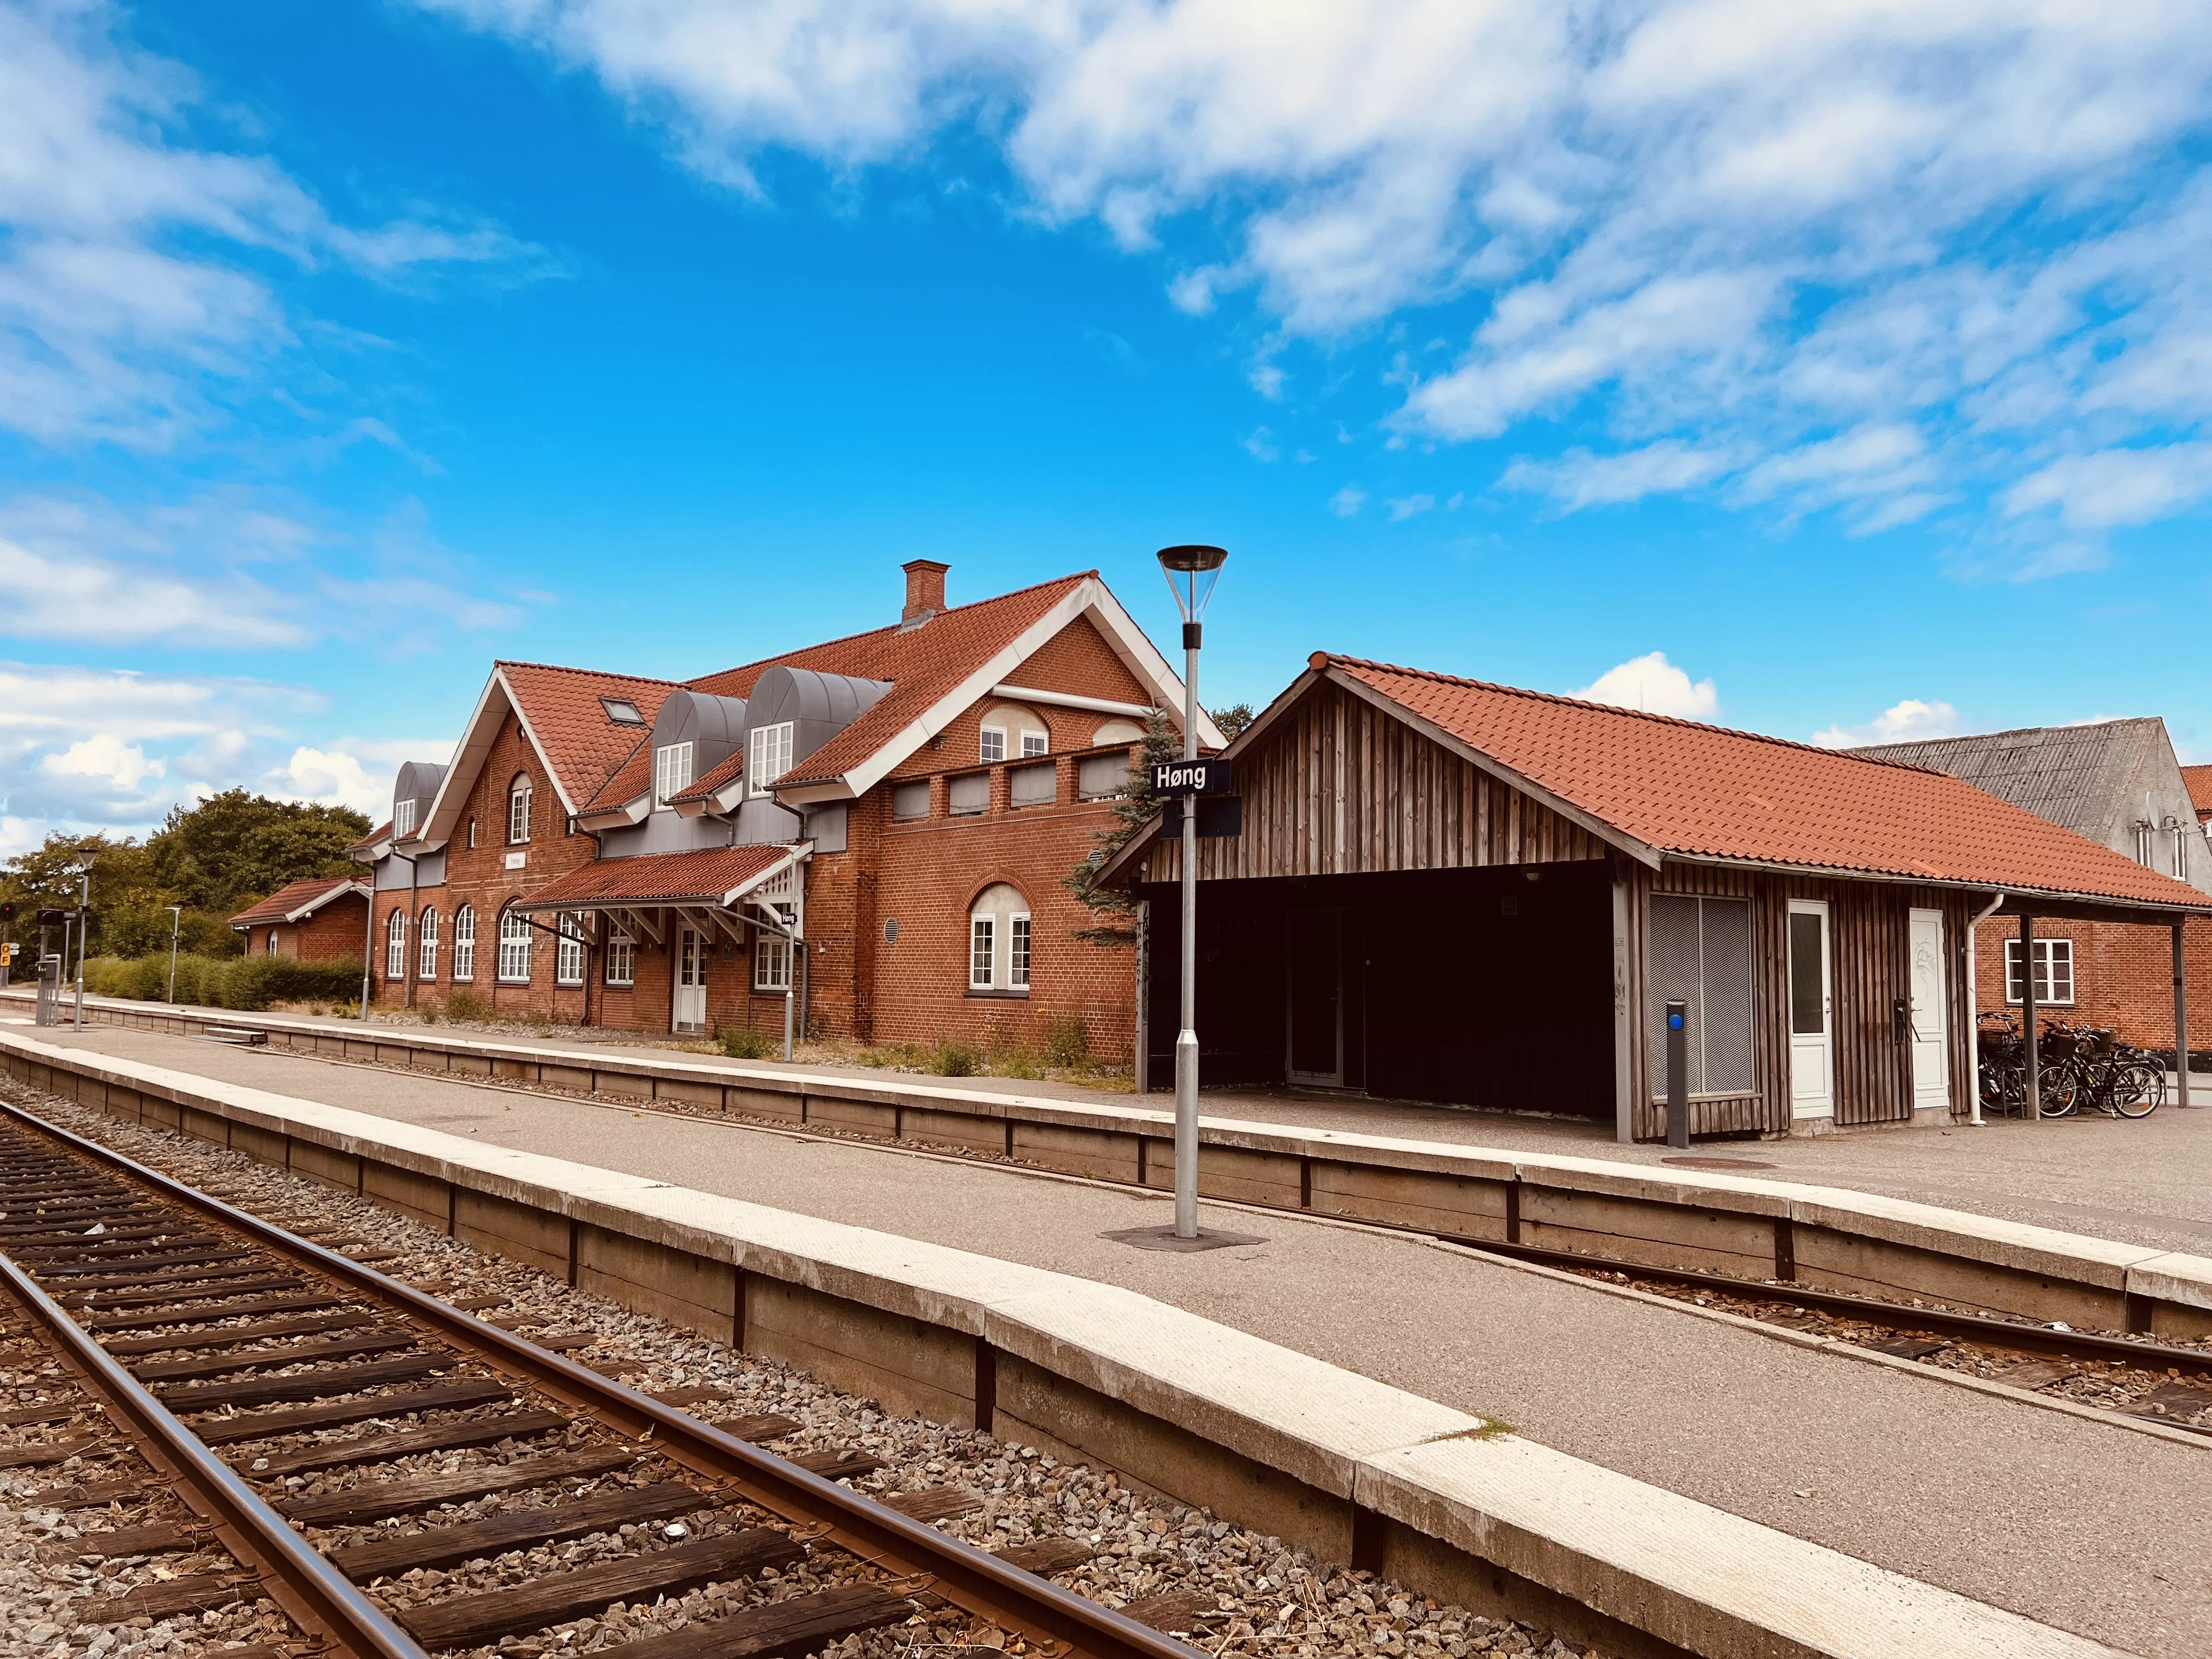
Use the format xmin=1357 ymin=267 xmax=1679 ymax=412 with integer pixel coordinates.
xmin=12 ymin=1017 xmax=2209 ymax=1658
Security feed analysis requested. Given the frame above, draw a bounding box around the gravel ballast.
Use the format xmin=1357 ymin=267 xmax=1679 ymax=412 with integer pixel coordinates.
xmin=0 ymin=1079 xmax=1611 ymax=1659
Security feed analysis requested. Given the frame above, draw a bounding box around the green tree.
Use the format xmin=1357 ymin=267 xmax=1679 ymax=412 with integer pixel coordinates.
xmin=145 ymin=789 xmax=370 ymax=916
xmin=1211 ymin=701 xmax=1256 ymax=740
xmin=0 ymin=832 xmax=160 ymax=958
xmin=1064 ymin=707 xmax=1183 ymax=948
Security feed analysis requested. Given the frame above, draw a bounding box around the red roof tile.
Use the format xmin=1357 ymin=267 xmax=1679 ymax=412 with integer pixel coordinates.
xmin=229 ymin=876 xmax=368 ymax=927
xmin=514 ymin=844 xmax=793 ymax=909
xmin=687 ymin=573 xmax=1091 ymax=787
xmin=2183 ymin=765 xmax=2212 ymax=817
xmin=345 ymin=821 xmax=392 ymax=855
xmin=1326 ymin=656 xmax=2210 ymax=910
xmin=669 ymin=749 xmax=744 ymax=804
xmin=499 ymin=662 xmax=678 ymax=811
xmin=580 ymin=736 xmax=654 ymax=815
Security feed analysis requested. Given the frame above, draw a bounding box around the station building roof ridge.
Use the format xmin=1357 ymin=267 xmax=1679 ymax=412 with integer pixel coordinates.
xmin=1313 ymin=654 xmax=2211 ymax=911
xmin=228 ymin=874 xmax=369 ymax=928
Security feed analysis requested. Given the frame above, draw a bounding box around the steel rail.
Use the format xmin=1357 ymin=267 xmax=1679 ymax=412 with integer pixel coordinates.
xmin=0 ymin=1246 xmax=430 ymax=1659
xmin=0 ymin=1097 xmax=1205 ymax=1659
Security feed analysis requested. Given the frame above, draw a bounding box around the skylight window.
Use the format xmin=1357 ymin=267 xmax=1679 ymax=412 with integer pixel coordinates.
xmin=601 ymin=697 xmax=646 ymax=725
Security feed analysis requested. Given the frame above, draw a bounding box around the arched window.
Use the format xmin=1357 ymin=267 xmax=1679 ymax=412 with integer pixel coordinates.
xmin=497 ymin=906 xmax=532 ymax=983
xmin=555 ymin=913 xmax=586 ymax=986
xmin=452 ymin=905 xmax=476 ymax=982
xmin=385 ymin=910 xmax=406 ymax=980
xmin=266 ymin=929 xmax=279 ymax=957
xmin=968 ymin=883 xmax=1031 ymax=992
xmin=508 ymin=774 xmax=532 ymax=844
xmin=417 ymin=907 xmax=439 ymax=980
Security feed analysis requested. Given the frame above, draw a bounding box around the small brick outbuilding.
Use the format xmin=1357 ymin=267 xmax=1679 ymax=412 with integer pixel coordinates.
xmin=229 ymin=877 xmax=372 ymax=962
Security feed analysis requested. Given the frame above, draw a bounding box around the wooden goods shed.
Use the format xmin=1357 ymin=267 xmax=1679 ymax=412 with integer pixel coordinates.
xmin=1102 ymin=654 xmax=2212 ymax=1141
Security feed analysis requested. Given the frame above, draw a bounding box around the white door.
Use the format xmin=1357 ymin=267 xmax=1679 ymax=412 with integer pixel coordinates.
xmin=1787 ymin=900 xmax=1834 ymax=1119
xmin=673 ymin=927 xmax=708 ymax=1034
xmin=1908 ymin=907 xmax=1950 ymax=1114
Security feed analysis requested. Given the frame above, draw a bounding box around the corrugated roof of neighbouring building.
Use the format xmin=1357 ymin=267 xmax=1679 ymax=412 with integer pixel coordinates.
xmin=686 ymin=572 xmax=1093 ymax=788
xmin=1847 ymin=718 xmax=2170 ymax=844
xmin=1323 ymin=656 xmax=2211 ymax=911
xmin=229 ymin=876 xmax=368 ymax=927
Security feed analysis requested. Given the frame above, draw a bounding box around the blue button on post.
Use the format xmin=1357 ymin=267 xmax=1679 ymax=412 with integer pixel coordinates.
xmin=1667 ymin=1012 xmax=1684 ymax=1030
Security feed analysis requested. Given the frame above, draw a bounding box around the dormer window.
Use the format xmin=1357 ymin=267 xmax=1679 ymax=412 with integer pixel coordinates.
xmin=749 ymin=722 xmax=793 ymax=798
xmin=393 ymin=798 xmax=416 ymax=836
xmin=654 ymin=742 xmax=695 ymax=808
xmin=602 ymin=697 xmax=646 ymax=725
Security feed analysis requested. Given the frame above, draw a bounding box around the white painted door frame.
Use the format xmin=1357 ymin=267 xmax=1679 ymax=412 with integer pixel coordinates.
xmin=673 ymin=926 xmax=708 ymax=1034
xmin=1908 ymin=907 xmax=1951 ymax=1115
xmin=1788 ymin=899 xmax=1835 ymax=1120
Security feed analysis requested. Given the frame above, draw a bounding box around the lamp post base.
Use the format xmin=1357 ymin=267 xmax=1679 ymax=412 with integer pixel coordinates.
xmin=1102 ymin=1224 xmax=1268 ymax=1253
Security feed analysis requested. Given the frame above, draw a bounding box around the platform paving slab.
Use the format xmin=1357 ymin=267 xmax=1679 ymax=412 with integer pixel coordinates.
xmin=7 ymin=1019 xmax=2209 ymax=1658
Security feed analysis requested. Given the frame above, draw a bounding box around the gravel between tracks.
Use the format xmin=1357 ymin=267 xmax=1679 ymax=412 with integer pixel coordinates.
xmin=0 ymin=1079 xmax=1613 ymax=1659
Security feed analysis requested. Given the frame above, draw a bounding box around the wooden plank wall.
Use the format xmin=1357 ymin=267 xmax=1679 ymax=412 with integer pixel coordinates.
xmin=1139 ymin=682 xmax=1610 ymax=884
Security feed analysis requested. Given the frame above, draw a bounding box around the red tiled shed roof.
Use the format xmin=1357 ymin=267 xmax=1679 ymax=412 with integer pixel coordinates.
xmin=229 ymin=876 xmax=368 ymax=927
xmin=580 ymin=738 xmax=654 ymax=815
xmin=346 ymin=821 xmax=392 ymax=856
xmin=2183 ymin=764 xmax=2212 ymax=819
xmin=1325 ymin=655 xmax=2211 ymax=911
xmin=499 ymin=662 xmax=678 ymax=811
xmin=687 ymin=573 xmax=1091 ymax=788
xmin=513 ymin=844 xmax=793 ymax=910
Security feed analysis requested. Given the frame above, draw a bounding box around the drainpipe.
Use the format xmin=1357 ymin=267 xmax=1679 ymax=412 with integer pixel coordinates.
xmin=358 ymin=867 xmax=375 ymax=1020
xmin=1966 ymin=890 xmax=2004 ymax=1126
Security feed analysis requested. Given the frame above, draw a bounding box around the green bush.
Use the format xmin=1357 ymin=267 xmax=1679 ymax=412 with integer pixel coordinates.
xmin=928 ymin=1037 xmax=982 ymax=1077
xmin=79 ymin=952 xmax=363 ymax=1011
xmin=442 ymin=989 xmax=492 ymax=1023
xmin=1044 ymin=1016 xmax=1090 ymax=1069
xmin=718 ymin=1025 xmax=781 ymax=1060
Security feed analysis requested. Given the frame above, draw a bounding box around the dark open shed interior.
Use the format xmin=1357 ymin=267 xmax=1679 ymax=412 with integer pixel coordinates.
xmin=1138 ymin=859 xmax=1616 ymax=1117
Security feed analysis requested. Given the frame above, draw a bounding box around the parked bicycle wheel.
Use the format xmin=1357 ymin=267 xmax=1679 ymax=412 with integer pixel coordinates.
xmin=2035 ymin=1068 xmax=2080 ymax=1117
xmin=2111 ymin=1060 xmax=2165 ymax=1118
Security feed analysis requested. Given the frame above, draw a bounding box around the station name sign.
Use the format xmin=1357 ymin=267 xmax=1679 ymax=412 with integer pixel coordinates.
xmin=1152 ymin=758 xmax=1233 ymax=795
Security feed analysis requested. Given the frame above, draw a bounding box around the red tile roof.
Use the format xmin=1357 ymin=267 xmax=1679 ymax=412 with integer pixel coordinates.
xmin=1325 ymin=655 xmax=2211 ymax=910
xmin=669 ymin=749 xmax=744 ymax=805
xmin=580 ymin=737 xmax=654 ymax=815
xmin=229 ymin=876 xmax=369 ymax=927
xmin=2183 ymin=765 xmax=2212 ymax=819
xmin=514 ymin=844 xmax=793 ymax=910
xmin=345 ymin=821 xmax=392 ymax=856
xmin=687 ymin=573 xmax=1091 ymax=788
xmin=499 ymin=662 xmax=678 ymax=811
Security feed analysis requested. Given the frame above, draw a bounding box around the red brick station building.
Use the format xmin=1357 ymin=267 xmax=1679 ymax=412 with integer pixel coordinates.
xmin=351 ymin=563 xmax=1222 ymax=1058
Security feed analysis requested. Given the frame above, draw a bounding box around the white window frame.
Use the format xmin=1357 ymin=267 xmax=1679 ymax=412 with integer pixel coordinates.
xmin=452 ymin=905 xmax=476 ymax=983
xmin=754 ymin=928 xmax=793 ymax=992
xmin=2004 ymin=938 xmax=2076 ymax=1007
xmin=2175 ymin=824 xmax=2192 ymax=881
xmin=654 ymin=741 xmax=695 ymax=808
xmin=497 ymin=907 xmax=532 ymax=984
xmin=605 ymin=927 xmax=634 ymax=988
xmin=969 ymin=915 xmax=996 ymax=990
xmin=393 ymin=797 xmax=416 ymax=836
xmin=748 ymin=722 xmax=794 ymax=798
xmin=417 ymin=908 xmax=438 ymax=980
xmin=509 ymin=776 xmax=532 ymax=844
xmin=1019 ymin=730 xmax=1047 ymax=758
xmin=979 ymin=726 xmax=1007 ymax=764
xmin=266 ymin=930 xmax=279 ymax=957
xmin=555 ymin=913 xmax=586 ymax=986
xmin=1009 ymin=913 xmax=1031 ymax=989
xmin=385 ymin=910 xmax=406 ymax=980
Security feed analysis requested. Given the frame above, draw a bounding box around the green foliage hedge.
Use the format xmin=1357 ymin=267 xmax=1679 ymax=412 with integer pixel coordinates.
xmin=81 ymin=953 xmax=364 ymax=1012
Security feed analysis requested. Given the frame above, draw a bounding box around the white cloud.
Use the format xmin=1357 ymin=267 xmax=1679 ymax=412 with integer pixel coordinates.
xmin=1242 ymin=425 xmax=1278 ymax=462
xmin=1499 ymin=439 xmax=1739 ymax=511
xmin=41 ymin=733 xmax=163 ymax=792
xmin=1810 ymin=698 xmax=1963 ymax=749
xmin=1385 ymin=493 xmax=1435 ymax=521
xmin=2001 ymin=443 xmax=2212 ymax=530
xmin=408 ymin=1 xmax=2212 ymax=549
xmin=1571 ymin=651 xmax=1717 ymax=720
xmin=1327 ymin=484 xmax=1367 ymax=517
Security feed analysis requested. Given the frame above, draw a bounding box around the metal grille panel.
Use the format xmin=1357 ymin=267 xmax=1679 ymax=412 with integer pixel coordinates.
xmin=1648 ymin=893 xmax=1754 ymax=1097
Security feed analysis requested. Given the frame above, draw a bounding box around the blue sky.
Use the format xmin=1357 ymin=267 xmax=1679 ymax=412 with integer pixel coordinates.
xmin=5 ymin=0 xmax=2212 ymax=849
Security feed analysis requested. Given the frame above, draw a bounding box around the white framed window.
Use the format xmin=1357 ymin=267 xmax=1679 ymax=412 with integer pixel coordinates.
xmin=385 ymin=910 xmax=406 ymax=980
xmin=2005 ymin=938 xmax=2075 ymax=1006
xmin=266 ymin=930 xmax=279 ymax=957
xmin=2175 ymin=825 xmax=2192 ymax=881
xmin=605 ymin=927 xmax=634 ymax=988
xmin=754 ymin=929 xmax=792 ymax=992
xmin=393 ymin=797 xmax=417 ymax=836
xmin=556 ymin=913 xmax=586 ymax=985
xmin=969 ymin=916 xmax=995 ymax=989
xmin=979 ymin=726 xmax=1007 ymax=764
xmin=1019 ymin=730 xmax=1047 ymax=758
xmin=452 ymin=905 xmax=475 ymax=982
xmin=417 ymin=907 xmax=439 ymax=980
xmin=467 ymin=817 xmax=477 ymax=850
xmin=748 ymin=721 xmax=794 ymax=797
xmin=1009 ymin=913 xmax=1031 ymax=989
xmin=508 ymin=775 xmax=532 ymax=843
xmin=2137 ymin=821 xmax=2154 ymax=864
xmin=654 ymin=742 xmax=695 ymax=807
xmin=497 ymin=907 xmax=532 ymax=983
xmin=601 ymin=697 xmax=645 ymax=725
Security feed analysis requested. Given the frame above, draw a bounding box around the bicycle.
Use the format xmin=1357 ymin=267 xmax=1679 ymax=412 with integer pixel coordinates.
xmin=2045 ymin=1020 xmax=2165 ymax=1119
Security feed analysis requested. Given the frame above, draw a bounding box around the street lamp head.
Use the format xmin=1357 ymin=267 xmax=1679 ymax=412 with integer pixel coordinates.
xmin=1156 ymin=544 xmax=1227 ymax=625
xmin=68 ymin=847 xmax=98 ymax=877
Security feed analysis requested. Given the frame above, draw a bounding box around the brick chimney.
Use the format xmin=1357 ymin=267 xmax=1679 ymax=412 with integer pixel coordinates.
xmin=901 ymin=559 xmax=949 ymax=624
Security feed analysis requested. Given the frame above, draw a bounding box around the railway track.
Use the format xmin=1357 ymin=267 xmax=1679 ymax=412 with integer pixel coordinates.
xmin=0 ymin=1098 xmax=1210 ymax=1659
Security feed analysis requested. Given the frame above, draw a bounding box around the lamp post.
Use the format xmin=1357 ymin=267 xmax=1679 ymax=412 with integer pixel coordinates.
xmin=166 ymin=905 xmax=183 ymax=1003
xmin=1156 ymin=543 xmax=1227 ymax=1242
xmin=69 ymin=847 xmax=96 ymax=1030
